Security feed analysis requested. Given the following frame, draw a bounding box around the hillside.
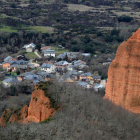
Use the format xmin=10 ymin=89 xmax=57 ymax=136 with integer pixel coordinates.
xmin=0 ymin=82 xmax=140 ymax=139
xmin=0 ymin=0 xmax=140 ymax=55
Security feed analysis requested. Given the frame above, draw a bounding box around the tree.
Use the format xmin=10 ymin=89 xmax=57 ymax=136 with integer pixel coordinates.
xmin=9 ymin=85 xmax=18 ymax=96
xmin=9 ymin=69 xmax=12 ymax=75
xmin=16 ymin=70 xmax=20 ymax=75
xmin=11 ymin=3 xmax=16 ymax=8
xmin=36 ymin=44 xmax=41 ymax=52
xmin=64 ymin=54 xmax=68 ymax=61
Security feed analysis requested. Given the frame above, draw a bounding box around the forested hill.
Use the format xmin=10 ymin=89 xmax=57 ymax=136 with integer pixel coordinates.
xmin=0 ymin=0 xmax=139 ymax=55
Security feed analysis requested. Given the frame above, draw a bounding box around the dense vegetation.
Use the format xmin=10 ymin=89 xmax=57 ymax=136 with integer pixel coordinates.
xmin=0 ymin=0 xmax=138 ymax=55
xmin=0 ymin=82 xmax=140 ymax=140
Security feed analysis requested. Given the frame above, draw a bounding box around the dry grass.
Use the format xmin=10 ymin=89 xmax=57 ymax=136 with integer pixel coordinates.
xmin=67 ymin=4 xmax=93 ymax=12
xmin=111 ymin=10 xmax=140 ymax=18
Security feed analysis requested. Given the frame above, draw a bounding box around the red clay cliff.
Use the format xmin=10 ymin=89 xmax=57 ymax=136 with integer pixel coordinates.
xmin=0 ymin=83 xmax=56 ymax=125
xmin=105 ymin=28 xmax=140 ymax=113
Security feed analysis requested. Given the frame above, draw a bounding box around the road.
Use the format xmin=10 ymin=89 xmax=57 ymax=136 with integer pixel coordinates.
xmin=34 ymin=49 xmax=42 ymax=58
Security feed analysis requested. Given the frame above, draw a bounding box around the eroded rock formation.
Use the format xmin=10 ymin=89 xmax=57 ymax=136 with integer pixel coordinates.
xmin=0 ymin=83 xmax=56 ymax=125
xmin=105 ymin=28 xmax=140 ymax=113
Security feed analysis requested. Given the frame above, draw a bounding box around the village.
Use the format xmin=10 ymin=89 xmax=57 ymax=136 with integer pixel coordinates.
xmin=0 ymin=43 xmax=111 ymax=91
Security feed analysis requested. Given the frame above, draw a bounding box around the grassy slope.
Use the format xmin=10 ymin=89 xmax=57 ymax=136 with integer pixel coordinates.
xmin=25 ymin=52 xmax=38 ymax=59
xmin=0 ymin=26 xmax=18 ymax=33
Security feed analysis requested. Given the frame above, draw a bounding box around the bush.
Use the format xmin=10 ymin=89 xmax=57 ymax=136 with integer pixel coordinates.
xmin=118 ymin=16 xmax=133 ymax=22
xmin=104 ymin=34 xmax=114 ymax=42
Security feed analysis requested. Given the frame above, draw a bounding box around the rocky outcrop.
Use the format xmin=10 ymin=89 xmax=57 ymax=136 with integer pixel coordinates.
xmin=24 ymin=87 xmax=55 ymax=123
xmin=105 ymin=28 xmax=140 ymax=113
xmin=0 ymin=82 xmax=56 ymax=125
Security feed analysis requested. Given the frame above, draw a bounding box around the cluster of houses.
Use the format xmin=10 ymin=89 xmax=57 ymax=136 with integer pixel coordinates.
xmin=0 ymin=43 xmax=109 ymax=91
xmin=1 ymin=56 xmax=105 ymax=91
xmin=2 ymin=55 xmax=38 ymax=73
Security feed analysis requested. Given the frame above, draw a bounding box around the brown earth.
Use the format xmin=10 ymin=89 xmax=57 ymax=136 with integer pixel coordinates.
xmin=0 ymin=85 xmax=56 ymax=126
xmin=105 ymin=28 xmax=140 ymax=113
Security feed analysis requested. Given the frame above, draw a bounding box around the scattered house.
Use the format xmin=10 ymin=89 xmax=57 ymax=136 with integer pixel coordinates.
xmin=45 ymin=75 xmax=51 ymax=81
xmin=103 ymin=62 xmax=112 ymax=66
xmin=79 ymin=72 xmax=92 ymax=81
xmin=100 ymin=80 xmax=107 ymax=88
xmin=36 ymin=70 xmax=50 ymax=79
xmin=57 ymin=54 xmax=66 ymax=59
xmin=43 ymin=50 xmax=55 ymax=57
xmin=16 ymin=60 xmax=28 ymax=65
xmin=7 ymin=64 xmax=18 ymax=72
xmin=23 ymin=43 xmax=36 ymax=52
xmin=57 ymin=52 xmax=77 ymax=61
xmin=72 ymin=60 xmax=87 ymax=69
xmin=41 ymin=63 xmax=55 ymax=73
xmin=4 ymin=56 xmax=17 ymax=62
xmin=87 ymin=75 xmax=101 ymax=84
xmin=2 ymin=60 xmax=17 ymax=69
xmin=78 ymin=64 xmax=89 ymax=69
xmin=47 ymin=74 xmax=56 ymax=81
xmin=65 ymin=78 xmax=75 ymax=83
xmin=3 ymin=78 xmax=19 ymax=87
xmin=24 ymin=74 xmax=39 ymax=81
xmin=77 ymin=82 xmax=92 ymax=89
xmin=6 ymin=60 xmax=28 ymax=72
xmin=29 ymin=63 xmax=40 ymax=67
xmin=54 ymin=61 xmax=69 ymax=69
xmin=32 ymin=80 xmax=40 ymax=85
xmin=93 ymin=83 xmax=104 ymax=91
xmin=68 ymin=55 xmax=77 ymax=61
xmin=70 ymin=74 xmax=78 ymax=81
xmin=107 ymin=58 xmax=112 ymax=62
xmin=47 ymin=60 xmax=56 ymax=64
xmin=0 ymin=63 xmax=2 ymax=69
xmin=27 ymin=63 xmax=35 ymax=69
xmin=41 ymin=46 xmax=51 ymax=51
xmin=103 ymin=58 xmax=112 ymax=66
xmin=82 ymin=53 xmax=91 ymax=57
xmin=17 ymin=55 xmax=24 ymax=60
xmin=17 ymin=71 xmax=35 ymax=81
xmin=58 ymin=45 xmax=65 ymax=49
xmin=68 ymin=65 xmax=75 ymax=71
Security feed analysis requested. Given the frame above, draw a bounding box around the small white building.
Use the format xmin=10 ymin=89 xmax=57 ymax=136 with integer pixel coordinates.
xmin=23 ymin=43 xmax=36 ymax=52
xmin=77 ymin=82 xmax=93 ymax=89
xmin=3 ymin=78 xmax=19 ymax=87
xmin=41 ymin=63 xmax=55 ymax=73
xmin=93 ymin=83 xmax=104 ymax=91
xmin=44 ymin=50 xmax=55 ymax=57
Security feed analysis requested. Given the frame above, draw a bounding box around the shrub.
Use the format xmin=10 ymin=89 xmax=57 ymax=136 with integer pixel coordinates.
xmin=118 ymin=16 xmax=133 ymax=22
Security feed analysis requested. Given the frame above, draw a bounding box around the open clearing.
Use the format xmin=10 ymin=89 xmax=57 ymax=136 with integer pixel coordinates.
xmin=0 ymin=26 xmax=18 ymax=32
xmin=111 ymin=11 xmax=140 ymax=18
xmin=0 ymin=25 xmax=54 ymax=33
xmin=67 ymin=4 xmax=93 ymax=12
xmin=25 ymin=52 xmax=38 ymax=59
xmin=29 ymin=26 xmax=54 ymax=33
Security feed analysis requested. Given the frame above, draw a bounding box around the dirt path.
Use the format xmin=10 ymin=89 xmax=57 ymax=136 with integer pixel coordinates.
xmin=34 ymin=50 xmax=42 ymax=58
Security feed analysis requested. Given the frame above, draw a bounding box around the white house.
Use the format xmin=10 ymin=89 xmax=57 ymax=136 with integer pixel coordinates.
xmin=41 ymin=63 xmax=55 ymax=73
xmin=54 ymin=61 xmax=69 ymax=70
xmin=77 ymin=82 xmax=93 ymax=89
xmin=44 ymin=50 xmax=55 ymax=57
xmin=93 ymin=83 xmax=104 ymax=91
xmin=23 ymin=43 xmax=36 ymax=52
xmin=3 ymin=78 xmax=19 ymax=87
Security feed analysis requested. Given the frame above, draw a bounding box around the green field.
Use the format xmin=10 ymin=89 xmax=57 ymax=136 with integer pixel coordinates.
xmin=29 ymin=26 xmax=54 ymax=33
xmin=0 ymin=26 xmax=18 ymax=32
xmin=0 ymin=24 xmax=54 ymax=33
xmin=50 ymin=46 xmax=69 ymax=53
xmin=25 ymin=52 xmax=38 ymax=59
